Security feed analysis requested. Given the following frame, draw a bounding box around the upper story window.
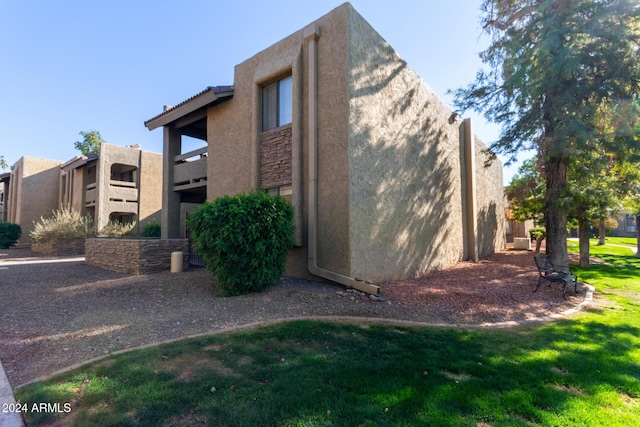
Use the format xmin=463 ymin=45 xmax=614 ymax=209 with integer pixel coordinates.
xmin=262 ymin=76 xmax=292 ymax=131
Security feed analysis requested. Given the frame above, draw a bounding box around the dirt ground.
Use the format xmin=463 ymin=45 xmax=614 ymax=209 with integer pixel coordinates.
xmin=0 ymin=246 xmax=589 ymax=388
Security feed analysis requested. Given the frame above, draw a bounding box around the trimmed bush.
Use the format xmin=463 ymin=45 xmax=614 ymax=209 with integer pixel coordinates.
xmin=141 ymin=219 xmax=161 ymax=238
xmin=529 ymin=227 xmax=546 ymax=241
xmin=188 ymin=191 xmax=294 ymax=296
xmin=0 ymin=222 xmax=22 ymax=248
xmin=30 ymin=208 xmax=96 ymax=243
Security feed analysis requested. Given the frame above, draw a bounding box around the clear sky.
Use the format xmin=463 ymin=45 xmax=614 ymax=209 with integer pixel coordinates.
xmin=0 ymin=0 xmax=529 ymax=184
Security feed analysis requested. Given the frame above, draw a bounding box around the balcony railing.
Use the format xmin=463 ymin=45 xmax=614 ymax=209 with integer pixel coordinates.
xmin=85 ymin=182 xmax=97 ymax=207
xmin=174 ymin=146 xmax=207 ymax=191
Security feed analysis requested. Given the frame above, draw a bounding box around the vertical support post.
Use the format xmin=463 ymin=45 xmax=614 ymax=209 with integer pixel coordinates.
xmin=463 ymin=118 xmax=478 ymax=262
xmin=162 ymin=125 xmax=182 ymax=239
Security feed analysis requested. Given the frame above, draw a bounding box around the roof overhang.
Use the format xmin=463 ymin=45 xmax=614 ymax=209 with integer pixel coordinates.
xmin=144 ymin=86 xmax=234 ymax=131
xmin=61 ymin=153 xmax=99 ymax=171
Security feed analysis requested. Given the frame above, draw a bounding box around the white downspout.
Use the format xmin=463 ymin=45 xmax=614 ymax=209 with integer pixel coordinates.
xmin=303 ymin=23 xmax=381 ymax=296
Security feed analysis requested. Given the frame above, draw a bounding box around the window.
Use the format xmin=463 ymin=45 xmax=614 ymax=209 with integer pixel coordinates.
xmin=262 ymin=76 xmax=292 ymax=131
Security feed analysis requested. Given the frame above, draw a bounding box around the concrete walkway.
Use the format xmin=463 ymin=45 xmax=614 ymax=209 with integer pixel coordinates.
xmin=0 ymin=358 xmax=24 ymax=427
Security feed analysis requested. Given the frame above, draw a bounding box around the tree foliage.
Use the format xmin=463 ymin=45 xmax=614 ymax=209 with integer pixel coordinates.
xmin=454 ymin=0 xmax=640 ymax=266
xmin=506 ymin=157 xmax=545 ymax=224
xmin=0 ymin=155 xmax=7 ymax=170
xmin=74 ymin=130 xmax=105 ymax=156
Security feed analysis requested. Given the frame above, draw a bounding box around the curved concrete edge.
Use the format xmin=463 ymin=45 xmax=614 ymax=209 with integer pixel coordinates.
xmin=15 ymin=283 xmax=596 ymax=391
xmin=0 ymin=358 xmax=25 ymax=427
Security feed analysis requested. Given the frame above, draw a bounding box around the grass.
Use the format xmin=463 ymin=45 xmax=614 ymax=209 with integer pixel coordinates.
xmin=15 ymin=245 xmax=640 ymax=426
xmin=594 ymin=237 xmax=637 ymax=247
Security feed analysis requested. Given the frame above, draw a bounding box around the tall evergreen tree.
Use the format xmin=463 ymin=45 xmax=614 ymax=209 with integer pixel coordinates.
xmin=453 ymin=0 xmax=640 ymax=267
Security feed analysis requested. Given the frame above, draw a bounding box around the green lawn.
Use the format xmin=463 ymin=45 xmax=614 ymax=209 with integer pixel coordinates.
xmin=15 ymin=245 xmax=640 ymax=426
xmin=592 ymin=236 xmax=637 ymax=247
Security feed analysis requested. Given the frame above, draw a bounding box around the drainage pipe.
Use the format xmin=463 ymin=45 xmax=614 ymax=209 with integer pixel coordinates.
xmin=303 ymin=23 xmax=381 ymax=296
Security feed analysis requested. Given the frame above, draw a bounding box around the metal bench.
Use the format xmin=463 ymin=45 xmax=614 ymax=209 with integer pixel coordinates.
xmin=533 ymin=253 xmax=578 ymax=300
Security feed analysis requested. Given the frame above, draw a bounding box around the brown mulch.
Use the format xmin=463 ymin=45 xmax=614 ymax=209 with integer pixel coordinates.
xmin=0 ymin=246 xmax=590 ymax=388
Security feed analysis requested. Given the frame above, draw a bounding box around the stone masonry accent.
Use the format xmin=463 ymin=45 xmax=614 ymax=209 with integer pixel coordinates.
xmin=85 ymin=238 xmax=189 ymax=275
xmin=31 ymin=238 xmax=86 ymax=256
xmin=260 ymin=124 xmax=292 ymax=189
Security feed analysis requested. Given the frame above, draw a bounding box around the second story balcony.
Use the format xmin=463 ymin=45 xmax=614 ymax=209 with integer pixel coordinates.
xmin=174 ymin=146 xmax=207 ymax=191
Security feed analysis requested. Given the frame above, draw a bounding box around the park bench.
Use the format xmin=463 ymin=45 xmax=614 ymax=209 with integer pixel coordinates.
xmin=533 ymin=253 xmax=578 ymax=300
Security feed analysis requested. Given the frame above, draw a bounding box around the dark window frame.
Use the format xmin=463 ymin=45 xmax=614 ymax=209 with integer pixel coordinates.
xmin=262 ymin=76 xmax=292 ymax=131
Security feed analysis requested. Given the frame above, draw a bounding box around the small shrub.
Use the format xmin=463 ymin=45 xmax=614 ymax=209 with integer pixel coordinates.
xmin=529 ymin=227 xmax=546 ymax=241
xmin=0 ymin=222 xmax=22 ymax=248
xmin=30 ymin=208 xmax=96 ymax=243
xmin=99 ymin=220 xmax=136 ymax=237
xmin=188 ymin=191 xmax=294 ymax=296
xmin=141 ymin=219 xmax=161 ymax=237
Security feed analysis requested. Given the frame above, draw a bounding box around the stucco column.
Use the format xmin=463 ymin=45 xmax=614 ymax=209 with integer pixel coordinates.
xmin=463 ymin=118 xmax=478 ymax=261
xmin=162 ymin=125 xmax=182 ymax=239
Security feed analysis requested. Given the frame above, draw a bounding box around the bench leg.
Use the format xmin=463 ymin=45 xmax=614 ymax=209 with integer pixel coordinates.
xmin=534 ymin=277 xmax=542 ymax=293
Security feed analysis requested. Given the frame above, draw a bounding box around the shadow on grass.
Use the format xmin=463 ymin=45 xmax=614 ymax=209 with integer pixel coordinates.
xmin=17 ymin=315 xmax=640 ymax=426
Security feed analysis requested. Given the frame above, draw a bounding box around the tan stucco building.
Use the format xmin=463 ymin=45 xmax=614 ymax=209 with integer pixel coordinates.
xmin=145 ymin=3 xmax=505 ymax=293
xmin=5 ymin=144 xmax=162 ymax=244
xmin=0 ymin=172 xmax=9 ymax=223
xmin=60 ymin=143 xmax=162 ymax=233
xmin=6 ymin=156 xmax=62 ymax=245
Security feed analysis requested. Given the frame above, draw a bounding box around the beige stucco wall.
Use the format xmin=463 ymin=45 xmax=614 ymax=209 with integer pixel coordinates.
xmin=95 ymin=143 xmax=162 ymax=232
xmin=192 ymin=3 xmax=504 ymax=283
xmin=474 ymin=137 xmax=506 ymax=257
xmin=346 ymin=8 xmax=465 ymax=281
xmin=205 ymin=4 xmax=352 ymax=277
xmin=139 ymin=149 xmax=163 ymax=229
xmin=8 ymin=157 xmax=62 ymax=245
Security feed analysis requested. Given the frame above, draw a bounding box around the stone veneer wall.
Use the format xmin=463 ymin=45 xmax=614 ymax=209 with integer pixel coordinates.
xmin=31 ymin=238 xmax=86 ymax=256
xmin=85 ymin=238 xmax=189 ymax=274
xmin=260 ymin=124 xmax=292 ymax=189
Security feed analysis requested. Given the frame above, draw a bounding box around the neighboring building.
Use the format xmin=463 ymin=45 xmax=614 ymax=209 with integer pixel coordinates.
xmin=613 ymin=213 xmax=637 ymax=237
xmin=5 ymin=144 xmax=162 ymax=245
xmin=59 ymin=143 xmax=162 ymax=233
xmin=145 ymin=3 xmax=505 ymax=292
xmin=0 ymin=172 xmax=10 ymax=222
xmin=7 ymin=157 xmax=62 ymax=245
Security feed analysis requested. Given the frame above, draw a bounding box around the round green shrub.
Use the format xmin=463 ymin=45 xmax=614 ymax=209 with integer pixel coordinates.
xmin=141 ymin=219 xmax=161 ymax=237
xmin=0 ymin=222 xmax=21 ymax=249
xmin=187 ymin=191 xmax=294 ymax=296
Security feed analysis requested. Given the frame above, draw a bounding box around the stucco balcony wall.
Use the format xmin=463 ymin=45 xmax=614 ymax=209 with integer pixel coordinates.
xmin=174 ymin=158 xmax=207 ymax=186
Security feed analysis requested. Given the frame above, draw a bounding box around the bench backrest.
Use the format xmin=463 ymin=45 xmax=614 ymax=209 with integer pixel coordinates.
xmin=534 ymin=253 xmax=554 ymax=274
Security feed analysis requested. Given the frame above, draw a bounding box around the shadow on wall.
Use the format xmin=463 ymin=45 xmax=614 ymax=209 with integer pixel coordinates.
xmin=477 ymin=201 xmax=499 ymax=258
xmin=348 ymin=29 xmax=462 ymax=282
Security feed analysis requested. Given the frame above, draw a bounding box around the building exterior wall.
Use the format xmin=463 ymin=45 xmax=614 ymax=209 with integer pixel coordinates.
xmin=204 ymin=6 xmax=352 ymax=277
xmin=62 ymin=144 xmax=162 ymax=233
xmin=346 ymin=8 xmax=465 ymax=281
xmin=8 ymin=157 xmax=62 ymax=245
xmin=152 ymin=3 xmax=505 ymax=285
xmin=474 ymin=137 xmax=506 ymax=257
xmin=138 ymin=149 xmax=163 ymax=229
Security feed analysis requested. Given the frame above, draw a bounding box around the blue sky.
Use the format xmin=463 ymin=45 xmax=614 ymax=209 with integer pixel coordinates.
xmin=0 ymin=0 xmax=529 ymax=184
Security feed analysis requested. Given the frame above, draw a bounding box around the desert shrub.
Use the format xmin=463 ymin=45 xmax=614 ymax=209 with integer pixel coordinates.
xmin=99 ymin=220 xmax=136 ymax=237
xmin=0 ymin=222 xmax=22 ymax=248
xmin=529 ymin=227 xmax=546 ymax=241
xmin=30 ymin=208 xmax=96 ymax=243
xmin=188 ymin=191 xmax=294 ymax=296
xmin=141 ymin=219 xmax=161 ymax=237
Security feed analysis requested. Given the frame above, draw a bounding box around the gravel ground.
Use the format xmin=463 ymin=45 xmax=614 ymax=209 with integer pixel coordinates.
xmin=0 ymin=246 xmax=589 ymax=389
